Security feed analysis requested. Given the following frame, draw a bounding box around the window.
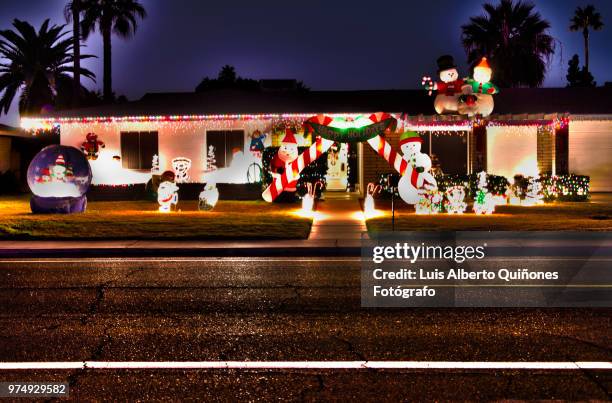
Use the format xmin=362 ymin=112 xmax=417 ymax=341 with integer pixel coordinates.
xmin=206 ymin=130 xmax=244 ymax=168
xmin=120 ymin=131 xmax=158 ymax=170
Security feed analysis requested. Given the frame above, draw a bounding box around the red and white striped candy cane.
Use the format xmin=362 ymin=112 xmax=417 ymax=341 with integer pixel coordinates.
xmin=366 ymin=135 xmax=409 ymax=176
xmin=262 ymin=136 xmax=334 ymax=202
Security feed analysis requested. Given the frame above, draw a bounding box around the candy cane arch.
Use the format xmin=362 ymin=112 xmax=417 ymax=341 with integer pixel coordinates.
xmin=261 ymin=112 xmax=406 ymax=202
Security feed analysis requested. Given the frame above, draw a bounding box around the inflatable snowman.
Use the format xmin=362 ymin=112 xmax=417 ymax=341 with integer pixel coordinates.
xmin=458 ymin=57 xmax=499 ymax=117
xmin=157 ymin=181 xmax=179 ymax=212
xmin=397 ymin=132 xmax=438 ymax=205
xmin=428 ymin=55 xmax=465 ymax=114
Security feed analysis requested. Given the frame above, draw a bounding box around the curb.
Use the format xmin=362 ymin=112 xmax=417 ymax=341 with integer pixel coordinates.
xmin=0 ymin=247 xmax=363 ymax=258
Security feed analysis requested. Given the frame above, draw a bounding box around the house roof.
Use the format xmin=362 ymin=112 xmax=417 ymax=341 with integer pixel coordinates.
xmin=34 ymin=87 xmax=612 ymax=120
xmin=0 ymin=123 xmax=30 ymax=137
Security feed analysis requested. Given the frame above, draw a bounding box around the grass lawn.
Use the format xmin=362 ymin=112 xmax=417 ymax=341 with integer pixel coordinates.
xmin=0 ymin=195 xmax=312 ymax=240
xmin=366 ymin=196 xmax=612 ymax=233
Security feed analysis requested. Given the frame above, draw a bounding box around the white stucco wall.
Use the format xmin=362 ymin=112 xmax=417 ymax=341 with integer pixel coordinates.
xmin=569 ymin=120 xmax=612 ymax=192
xmin=59 ymin=120 xmax=272 ymax=185
xmin=487 ymin=126 xmax=538 ymax=179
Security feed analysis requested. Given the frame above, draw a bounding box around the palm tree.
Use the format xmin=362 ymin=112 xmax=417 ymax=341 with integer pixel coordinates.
xmin=570 ymin=5 xmax=603 ymax=74
xmin=0 ymin=19 xmax=95 ymax=116
xmin=79 ymin=0 xmax=146 ymax=102
xmin=461 ymin=0 xmax=555 ymax=87
xmin=64 ymin=0 xmax=82 ymax=107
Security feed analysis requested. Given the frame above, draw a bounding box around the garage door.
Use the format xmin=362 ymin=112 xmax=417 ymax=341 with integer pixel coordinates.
xmin=569 ymin=120 xmax=612 ymax=192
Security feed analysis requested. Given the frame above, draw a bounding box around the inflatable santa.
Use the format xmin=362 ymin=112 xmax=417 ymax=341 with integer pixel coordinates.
xmin=270 ymin=129 xmax=299 ymax=192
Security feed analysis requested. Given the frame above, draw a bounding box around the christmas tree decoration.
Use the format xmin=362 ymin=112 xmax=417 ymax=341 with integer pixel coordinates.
xmin=472 ymin=171 xmax=495 ymax=214
xmin=458 ymin=57 xmax=499 ymax=117
xmin=205 ymin=145 xmax=217 ymax=173
xmin=157 ymin=181 xmax=179 ymax=213
xmin=422 ymin=55 xmax=466 ymax=114
xmin=364 ymin=183 xmax=382 ymax=218
xmin=151 ymin=154 xmax=160 ymax=174
xmin=523 ymin=175 xmax=544 ymax=206
xmin=444 ymin=185 xmax=467 ymax=214
xmin=172 ymin=157 xmax=192 ymax=183
xmin=80 ymin=132 xmax=105 ymax=160
xmin=27 ymin=145 xmax=92 ymax=214
xmin=198 ymin=183 xmax=219 ymax=211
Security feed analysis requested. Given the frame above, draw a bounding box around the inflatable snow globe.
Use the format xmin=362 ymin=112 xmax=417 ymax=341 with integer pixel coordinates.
xmin=27 ymin=145 xmax=92 ymax=214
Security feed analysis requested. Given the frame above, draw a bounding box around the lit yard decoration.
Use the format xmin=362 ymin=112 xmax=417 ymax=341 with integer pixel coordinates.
xmin=364 ymin=183 xmax=382 ymax=218
xmin=473 ymin=171 xmax=495 ymax=215
xmin=444 ymin=185 xmax=467 ymax=214
xmin=27 ymin=145 xmax=92 ymax=214
xmin=80 ymin=132 xmax=105 ymax=160
xmin=301 ymin=181 xmax=323 ymax=213
xmin=157 ymin=181 xmax=179 ymax=212
xmin=263 ymin=113 xmax=398 ymax=202
xmin=205 ymin=145 xmax=217 ymax=173
xmin=270 ymin=129 xmax=300 ymax=193
xmin=172 ymin=157 xmax=192 ymax=183
xmin=397 ymin=132 xmax=438 ymax=206
xmin=415 ymin=189 xmax=444 ymax=215
xmin=458 ymin=57 xmax=499 ymax=117
xmin=151 ymin=154 xmax=160 ymax=174
xmin=523 ymin=175 xmax=544 ymax=206
xmin=422 ymin=55 xmax=465 ymax=114
xmin=198 ymin=183 xmax=219 ymax=211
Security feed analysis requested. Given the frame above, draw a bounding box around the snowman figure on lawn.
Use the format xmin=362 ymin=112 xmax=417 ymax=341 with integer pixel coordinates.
xmin=270 ymin=129 xmax=300 ymax=193
xmin=157 ymin=181 xmax=179 ymax=213
xmin=397 ymin=131 xmax=438 ymax=205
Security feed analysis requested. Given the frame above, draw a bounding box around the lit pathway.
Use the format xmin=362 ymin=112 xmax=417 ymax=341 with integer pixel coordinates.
xmin=308 ymin=192 xmax=368 ymax=241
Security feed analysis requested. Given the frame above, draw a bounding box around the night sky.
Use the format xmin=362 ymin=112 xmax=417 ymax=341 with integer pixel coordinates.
xmin=1 ymin=0 xmax=611 ymax=125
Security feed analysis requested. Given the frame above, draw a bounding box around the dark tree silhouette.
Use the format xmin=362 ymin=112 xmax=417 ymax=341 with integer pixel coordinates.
xmin=79 ymin=0 xmax=146 ymax=102
xmin=0 ymin=19 xmax=95 ymax=116
xmin=196 ymin=65 xmax=259 ymax=92
xmin=64 ymin=0 xmax=82 ymax=107
xmin=461 ymin=0 xmax=555 ymax=87
xmin=570 ymin=5 xmax=603 ymax=74
xmin=566 ymin=54 xmax=595 ymax=87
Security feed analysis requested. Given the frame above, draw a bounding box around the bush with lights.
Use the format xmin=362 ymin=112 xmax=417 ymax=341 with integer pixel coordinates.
xmin=262 ymin=146 xmax=328 ymax=199
xmin=540 ymin=174 xmax=590 ymax=201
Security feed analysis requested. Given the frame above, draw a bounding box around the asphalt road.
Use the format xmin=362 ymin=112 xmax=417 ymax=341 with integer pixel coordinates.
xmin=0 ymin=257 xmax=610 ymax=401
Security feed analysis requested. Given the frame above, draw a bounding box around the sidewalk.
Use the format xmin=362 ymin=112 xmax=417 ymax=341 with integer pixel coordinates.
xmin=308 ymin=192 xmax=368 ymax=241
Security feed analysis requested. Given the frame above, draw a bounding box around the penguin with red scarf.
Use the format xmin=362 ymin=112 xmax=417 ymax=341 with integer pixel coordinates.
xmin=270 ymin=129 xmax=300 ymax=197
xmin=397 ymin=131 xmax=438 ymax=205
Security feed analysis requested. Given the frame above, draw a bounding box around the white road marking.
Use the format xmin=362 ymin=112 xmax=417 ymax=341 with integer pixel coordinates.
xmin=0 ymin=361 xmax=609 ymax=370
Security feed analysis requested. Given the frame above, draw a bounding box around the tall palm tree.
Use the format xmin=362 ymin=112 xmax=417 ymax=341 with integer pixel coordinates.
xmin=570 ymin=5 xmax=603 ymax=74
xmin=0 ymin=19 xmax=95 ymax=116
xmin=461 ymin=0 xmax=555 ymax=87
xmin=79 ymin=0 xmax=146 ymax=102
xmin=64 ymin=0 xmax=82 ymax=107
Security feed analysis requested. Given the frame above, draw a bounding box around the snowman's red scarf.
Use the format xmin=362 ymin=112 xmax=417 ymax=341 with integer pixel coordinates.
xmin=159 ymin=194 xmax=174 ymax=203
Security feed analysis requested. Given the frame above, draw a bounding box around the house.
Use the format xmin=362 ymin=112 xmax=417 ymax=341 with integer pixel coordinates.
xmin=21 ymin=87 xmax=612 ymax=195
